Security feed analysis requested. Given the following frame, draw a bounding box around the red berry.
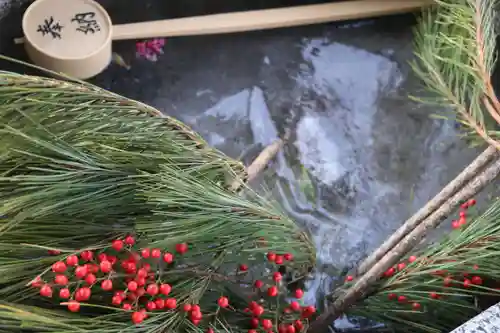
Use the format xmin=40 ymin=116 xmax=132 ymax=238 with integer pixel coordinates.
xmin=469 ymin=199 xmax=476 ymax=206
xmin=294 ymin=320 xmax=304 ymax=331
xmin=254 ymin=280 xmax=264 ymax=288
xmin=175 ymin=243 xmax=188 ymax=254
xmin=408 ymin=256 xmax=417 ymax=263
xmin=458 ymin=217 xmax=467 ymax=226
xmin=397 ymin=263 xmax=406 ymax=271
xmin=127 ymin=281 xmax=138 ymax=292
xmin=48 ymin=249 xmax=61 ymax=255
xmin=97 ymin=253 xmax=107 ymax=262
xmin=165 ymin=298 xmax=177 ymax=309
xmin=55 ymin=274 xmax=68 ymax=286
xmin=275 ymin=255 xmax=284 ymax=265
xmin=66 ymin=255 xmax=79 ymax=266
xmin=146 ymin=301 xmax=156 ymax=311
xmin=290 ymin=301 xmax=301 ymax=311
xmin=284 ymin=253 xmax=293 ymax=261
xmin=473 ymin=264 xmax=479 ymax=270
xmin=218 ymin=296 xmax=229 ymax=308
xmin=52 ymin=261 xmax=67 ymax=273
xmin=159 ymin=283 xmax=172 ymax=295
xmin=131 ymin=311 xmax=144 ymax=324
xmin=250 ymin=318 xmax=260 ymax=328
xmin=412 ymin=302 xmax=421 ymax=310
xmin=383 ymin=267 xmax=395 ymax=277
xmin=124 ymin=235 xmax=135 ymax=246
xmin=122 ymin=303 xmax=132 ymax=310
xmin=273 ymin=272 xmax=282 ymax=282
xmin=85 ymin=273 xmax=97 ymax=285
xmin=59 ymin=288 xmax=70 ymax=299
xmin=112 ymin=239 xmax=123 ymax=251
xmin=31 ymin=276 xmax=43 ymax=288
xmin=294 ymin=289 xmax=304 ymax=299
xmin=287 ymin=325 xmax=296 ymax=333
xmin=136 ymin=287 xmax=146 ymax=297
xmin=146 ymin=284 xmax=159 ymax=296
xmin=182 ymin=304 xmax=192 ymax=312
xmin=267 ymin=286 xmax=278 ymax=297
xmin=429 ymin=292 xmax=439 ymax=299
xmin=464 ymin=279 xmax=472 ymax=288
xmin=100 ymin=260 xmax=112 ymax=273
xmin=75 ymin=287 xmax=91 ymax=301
xmin=75 ymin=265 xmax=88 ymax=278
xmin=267 ymin=252 xmax=276 ymax=262
xmin=452 ymin=220 xmax=460 ymax=229
xmin=151 ymin=249 xmax=161 ymax=258
xmin=249 ymin=330 xmax=258 ymax=333
xmin=86 ymin=263 xmax=99 ymax=274
xmin=191 ymin=308 xmax=202 ymax=320
xmin=112 ymin=295 xmax=123 ymax=305
xmin=40 ymin=284 xmax=52 ymax=297
xmin=141 ymin=248 xmax=151 ymax=258
xmin=155 ymin=298 xmax=165 ymax=309
xmin=239 ymin=264 xmax=249 ymax=272
xmin=207 ymin=328 xmax=215 ymax=333
xmin=101 ymin=279 xmax=113 ymax=291
xmin=163 ymin=252 xmax=174 ymax=263
xmin=302 ymin=306 xmax=316 ymax=318
xmin=67 ymin=301 xmax=80 ymax=312
xmin=135 ymin=277 xmax=146 ymax=286
xmin=388 ymin=293 xmax=397 ymax=300
xmin=137 ymin=268 xmax=148 ymax=278
xmin=80 ymin=250 xmax=93 ymax=262
xmin=192 ymin=305 xmax=201 ymax=312
xmin=345 ymin=275 xmax=353 ymax=282
xmin=252 ymin=305 xmax=264 ymax=317
xmin=472 ymin=276 xmax=483 ymax=285
xmin=262 ymin=319 xmax=273 ymax=330
xmin=398 ymin=295 xmax=407 ymax=303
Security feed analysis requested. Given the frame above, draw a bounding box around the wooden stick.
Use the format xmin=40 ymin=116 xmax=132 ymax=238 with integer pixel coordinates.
xmin=111 ymin=0 xmax=431 ymax=40
xmin=308 ymin=156 xmax=500 ymax=333
xmin=14 ymin=0 xmax=431 ymax=44
xmin=356 ymin=145 xmax=499 ymax=276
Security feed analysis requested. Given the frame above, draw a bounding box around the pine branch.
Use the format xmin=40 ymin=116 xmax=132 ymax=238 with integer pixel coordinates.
xmin=0 ymin=68 xmax=316 ymax=333
xmin=309 ymin=157 xmax=500 ymax=333
xmin=356 ymin=146 xmax=499 ymax=276
xmin=411 ymin=0 xmax=500 ymax=149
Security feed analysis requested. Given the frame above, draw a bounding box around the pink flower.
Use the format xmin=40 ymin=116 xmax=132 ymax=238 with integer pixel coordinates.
xmin=136 ymin=38 xmax=166 ymax=62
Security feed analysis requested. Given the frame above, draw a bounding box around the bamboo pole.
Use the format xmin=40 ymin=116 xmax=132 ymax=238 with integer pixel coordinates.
xmin=356 ymin=146 xmax=499 ymax=275
xmin=308 ymin=156 xmax=500 ymax=333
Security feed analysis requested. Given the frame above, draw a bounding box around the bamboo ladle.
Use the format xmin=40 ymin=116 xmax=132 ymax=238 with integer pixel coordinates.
xmin=18 ymin=0 xmax=429 ymax=79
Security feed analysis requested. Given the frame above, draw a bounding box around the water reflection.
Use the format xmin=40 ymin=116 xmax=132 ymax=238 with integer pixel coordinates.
xmin=179 ymin=27 xmax=478 ymax=326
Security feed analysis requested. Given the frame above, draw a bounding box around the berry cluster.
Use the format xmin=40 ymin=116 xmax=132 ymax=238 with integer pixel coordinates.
xmin=31 ymin=238 xmax=316 ymax=331
xmin=343 ymin=199 xmax=485 ymax=312
xmin=31 ymin=235 xmax=188 ymax=324
xmin=451 ymin=199 xmax=476 ymax=229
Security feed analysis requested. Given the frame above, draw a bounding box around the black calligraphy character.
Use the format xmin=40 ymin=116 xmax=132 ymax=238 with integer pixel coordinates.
xmin=71 ymin=12 xmax=101 ymax=34
xmin=37 ymin=17 xmax=63 ymax=39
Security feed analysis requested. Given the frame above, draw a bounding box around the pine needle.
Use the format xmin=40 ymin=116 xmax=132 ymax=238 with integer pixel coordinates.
xmin=411 ymin=0 xmax=500 ymax=149
xmin=0 ymin=67 xmax=316 ymax=332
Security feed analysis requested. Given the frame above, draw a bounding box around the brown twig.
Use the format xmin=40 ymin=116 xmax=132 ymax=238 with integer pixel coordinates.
xmin=230 ymin=130 xmax=290 ymax=191
xmin=309 ymin=156 xmax=500 ymax=333
xmin=356 ymin=146 xmax=499 ymax=275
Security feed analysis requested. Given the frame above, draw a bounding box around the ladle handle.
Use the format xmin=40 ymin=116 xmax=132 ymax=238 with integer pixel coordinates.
xmin=111 ymin=0 xmax=429 ymax=40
